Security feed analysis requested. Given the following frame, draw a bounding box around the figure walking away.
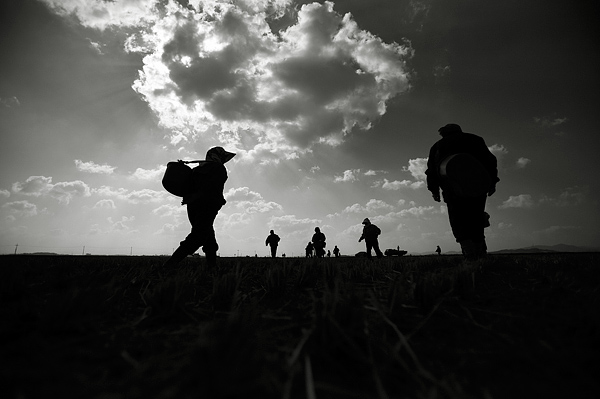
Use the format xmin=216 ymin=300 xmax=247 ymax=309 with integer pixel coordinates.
xmin=163 ymin=147 xmax=235 ymax=268
xmin=359 ymin=218 xmax=384 ymax=259
xmin=312 ymin=227 xmax=326 ymax=258
xmin=333 ymin=245 xmax=340 ymax=257
xmin=435 ymin=245 xmax=441 ymax=255
xmin=305 ymin=242 xmax=314 ymax=258
xmin=425 ymin=124 xmax=499 ymax=260
xmin=265 ymin=230 xmax=280 ymax=258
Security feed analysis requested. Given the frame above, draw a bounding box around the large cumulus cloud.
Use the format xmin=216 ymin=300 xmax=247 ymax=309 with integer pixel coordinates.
xmin=42 ymin=0 xmax=412 ymax=161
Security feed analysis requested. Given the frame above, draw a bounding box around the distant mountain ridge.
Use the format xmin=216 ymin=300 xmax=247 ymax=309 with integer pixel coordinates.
xmin=491 ymin=244 xmax=599 ymax=254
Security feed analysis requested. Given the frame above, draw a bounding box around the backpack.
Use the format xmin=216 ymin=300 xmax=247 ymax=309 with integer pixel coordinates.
xmin=162 ymin=161 xmax=193 ymax=197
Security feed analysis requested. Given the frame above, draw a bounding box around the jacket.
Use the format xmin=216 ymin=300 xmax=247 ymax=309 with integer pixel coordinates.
xmin=425 ymin=132 xmax=499 ymax=196
xmin=182 ymin=161 xmax=228 ymax=206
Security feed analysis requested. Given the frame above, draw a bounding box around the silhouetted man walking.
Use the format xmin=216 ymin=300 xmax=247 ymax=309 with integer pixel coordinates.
xmin=265 ymin=230 xmax=280 ymax=258
xmin=425 ymin=124 xmax=498 ymax=260
xmin=163 ymin=146 xmax=235 ymax=267
xmin=359 ymin=218 xmax=384 ymax=259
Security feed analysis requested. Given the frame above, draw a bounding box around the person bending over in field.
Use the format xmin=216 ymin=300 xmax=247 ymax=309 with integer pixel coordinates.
xmin=311 ymin=227 xmax=326 ymax=258
xmin=359 ymin=218 xmax=384 ymax=259
xmin=163 ymin=146 xmax=235 ymax=268
xmin=305 ymin=242 xmax=314 ymax=257
xmin=425 ymin=124 xmax=498 ymax=260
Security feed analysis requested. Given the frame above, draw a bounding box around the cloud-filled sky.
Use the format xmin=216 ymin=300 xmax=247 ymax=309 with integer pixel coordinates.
xmin=1 ymin=0 xmax=599 ymax=256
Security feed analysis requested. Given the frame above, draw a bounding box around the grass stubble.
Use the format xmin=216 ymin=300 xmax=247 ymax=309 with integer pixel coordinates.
xmin=0 ymin=253 xmax=598 ymax=398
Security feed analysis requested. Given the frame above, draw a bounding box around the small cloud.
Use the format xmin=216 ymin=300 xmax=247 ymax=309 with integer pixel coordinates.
xmin=0 ymin=96 xmax=20 ymax=108
xmin=93 ymin=199 xmax=116 ymax=209
xmin=488 ymin=144 xmax=508 ymax=158
xmin=402 ymin=157 xmax=428 ymax=180
xmin=516 ymin=157 xmax=530 ymax=168
xmin=2 ymin=200 xmax=38 ymax=217
xmin=75 ymin=160 xmax=116 ymax=174
xmin=499 ymin=194 xmax=534 ymax=209
xmin=130 ymin=165 xmax=166 ymax=180
xmin=335 ymin=169 xmax=361 ymax=183
xmin=380 ymin=178 xmax=423 ymax=190
xmin=534 ymin=116 xmax=567 ymax=128
xmin=539 ymin=187 xmax=585 ymax=207
xmin=0 ymin=189 xmax=10 ymax=198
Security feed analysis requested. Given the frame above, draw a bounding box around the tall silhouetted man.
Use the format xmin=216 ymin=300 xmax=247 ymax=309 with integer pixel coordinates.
xmin=265 ymin=230 xmax=280 ymax=258
xmin=425 ymin=124 xmax=498 ymax=260
xmin=164 ymin=146 xmax=235 ymax=267
xmin=359 ymin=218 xmax=384 ymax=259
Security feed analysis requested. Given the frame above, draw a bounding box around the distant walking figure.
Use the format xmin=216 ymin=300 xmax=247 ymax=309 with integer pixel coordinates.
xmin=265 ymin=230 xmax=280 ymax=258
xmin=425 ymin=124 xmax=499 ymax=260
xmin=312 ymin=227 xmax=326 ymax=258
xmin=436 ymin=245 xmax=442 ymax=256
xmin=305 ymin=242 xmax=314 ymax=258
xmin=333 ymin=245 xmax=340 ymax=258
xmin=163 ymin=146 xmax=235 ymax=267
xmin=359 ymin=218 xmax=384 ymax=259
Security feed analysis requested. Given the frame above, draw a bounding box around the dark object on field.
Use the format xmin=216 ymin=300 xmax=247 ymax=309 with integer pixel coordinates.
xmin=162 ymin=161 xmax=193 ymax=197
xmin=355 ymin=251 xmax=368 ymax=257
xmin=384 ymin=248 xmax=407 ymax=257
xmin=436 ymin=245 xmax=442 ymax=255
xmin=163 ymin=147 xmax=235 ymax=268
xmin=425 ymin=123 xmax=499 ymax=260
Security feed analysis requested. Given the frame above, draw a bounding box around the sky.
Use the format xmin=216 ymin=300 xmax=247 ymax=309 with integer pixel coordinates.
xmin=1 ymin=0 xmax=599 ymax=256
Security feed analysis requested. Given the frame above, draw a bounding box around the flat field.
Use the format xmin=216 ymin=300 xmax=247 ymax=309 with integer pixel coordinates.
xmin=1 ymin=253 xmax=599 ymax=399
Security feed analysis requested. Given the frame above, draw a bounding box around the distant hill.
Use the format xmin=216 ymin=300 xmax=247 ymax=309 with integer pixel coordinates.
xmin=492 ymin=244 xmax=599 ymax=254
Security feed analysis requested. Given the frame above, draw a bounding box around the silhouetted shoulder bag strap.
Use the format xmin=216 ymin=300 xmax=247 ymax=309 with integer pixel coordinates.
xmin=162 ymin=161 xmax=193 ymax=197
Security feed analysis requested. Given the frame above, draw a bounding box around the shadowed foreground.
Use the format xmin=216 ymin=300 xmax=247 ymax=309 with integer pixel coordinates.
xmin=1 ymin=254 xmax=599 ymax=398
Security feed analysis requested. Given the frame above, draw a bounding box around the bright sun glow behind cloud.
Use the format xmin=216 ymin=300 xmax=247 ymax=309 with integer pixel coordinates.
xmin=43 ymin=0 xmax=412 ymax=162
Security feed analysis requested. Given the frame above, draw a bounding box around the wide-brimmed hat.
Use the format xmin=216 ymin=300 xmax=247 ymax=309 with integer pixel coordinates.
xmin=206 ymin=146 xmax=236 ymax=164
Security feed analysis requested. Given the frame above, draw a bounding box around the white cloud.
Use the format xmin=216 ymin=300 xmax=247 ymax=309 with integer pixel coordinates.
xmin=12 ymin=176 xmax=91 ymax=204
xmin=75 ymin=160 xmax=117 ymax=174
xmin=499 ymin=194 xmax=534 ymax=209
xmin=539 ymin=187 xmax=585 ymax=207
xmin=93 ymin=199 xmax=116 ymax=209
xmin=534 ymin=116 xmax=568 ymax=128
xmin=341 ymin=199 xmax=394 ymax=214
xmin=380 ymin=178 xmax=424 ymax=190
xmin=93 ymin=186 xmax=168 ymax=204
xmin=0 ymin=96 xmax=20 ymax=108
xmin=488 ymin=144 xmax=508 ymax=158
xmin=335 ymin=169 xmax=361 ymax=183
xmin=225 ymin=187 xmax=282 ymax=214
xmin=2 ymin=200 xmax=38 ymax=217
xmin=130 ymin=165 xmax=166 ymax=180
xmin=41 ymin=0 xmax=158 ymax=30
xmin=0 ymin=189 xmax=10 ymax=198
xmin=516 ymin=157 xmax=530 ymax=168
xmin=403 ymin=157 xmax=427 ymax=180
xmin=124 ymin=1 xmax=411 ymax=159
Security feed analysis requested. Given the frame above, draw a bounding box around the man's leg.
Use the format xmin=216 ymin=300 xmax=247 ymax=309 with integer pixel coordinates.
xmin=447 ymin=196 xmax=487 ymax=259
xmin=373 ymin=240 xmax=384 ymax=258
xmin=365 ymin=242 xmax=373 ymax=259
